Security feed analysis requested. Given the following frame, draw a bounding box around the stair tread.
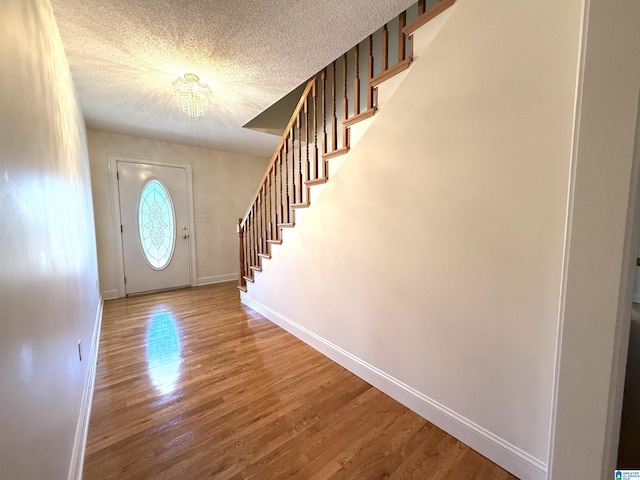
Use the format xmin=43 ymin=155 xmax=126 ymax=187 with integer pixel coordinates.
xmin=344 ymin=108 xmax=376 ymax=127
xmin=237 ymin=285 xmax=247 ymax=292
xmin=267 ymin=239 xmax=283 ymax=245
xmin=369 ymin=57 xmax=412 ymax=88
xmin=403 ymin=0 xmax=455 ymax=36
xmin=250 ymin=266 xmax=262 ymax=272
xmin=305 ymin=177 xmax=328 ymax=186
xmin=291 ymin=202 xmax=310 ymax=209
xmin=278 ymin=223 xmax=295 ymax=228
xmin=243 ymin=275 xmax=254 ymax=283
xmin=258 ymin=253 xmax=271 ymax=259
xmin=323 ymin=146 xmax=350 ymax=160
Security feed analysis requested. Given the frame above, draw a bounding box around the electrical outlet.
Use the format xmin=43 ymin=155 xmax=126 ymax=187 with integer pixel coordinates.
xmin=78 ymin=339 xmax=82 ymax=362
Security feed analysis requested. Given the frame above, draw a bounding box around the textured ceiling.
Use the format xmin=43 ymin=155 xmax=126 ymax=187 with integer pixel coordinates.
xmin=50 ymin=0 xmax=415 ymax=157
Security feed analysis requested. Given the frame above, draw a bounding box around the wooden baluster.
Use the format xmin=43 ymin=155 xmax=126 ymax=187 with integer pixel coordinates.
xmin=244 ymin=220 xmax=249 ymax=278
xmin=331 ymin=60 xmax=338 ymax=154
xmin=297 ymin=111 xmax=303 ymax=203
xmin=242 ymin=218 xmax=247 ymax=278
xmin=290 ymin=130 xmax=295 ymax=210
xmin=418 ymin=0 xmax=426 ymax=14
xmin=238 ymin=218 xmax=245 ymax=287
xmin=322 ymin=69 xmax=327 ymax=158
xmin=263 ymin=185 xmax=267 ymax=250
xmin=265 ymin=171 xmax=270 ymax=241
xmin=245 ymin=213 xmax=250 ymax=271
xmin=272 ymin=155 xmax=277 ymax=238
xmin=254 ymin=206 xmax=259 ymax=265
xmin=272 ymin=163 xmax=278 ymax=240
xmin=284 ymin=140 xmax=290 ymax=223
xmin=288 ymin=125 xmax=294 ymax=206
xmin=247 ymin=211 xmax=252 ymax=270
xmin=247 ymin=210 xmax=254 ymax=268
xmin=264 ymin=184 xmax=268 ymax=248
xmin=247 ymin=215 xmax=251 ymax=272
xmin=278 ymin=151 xmax=284 ymax=233
xmin=256 ymin=195 xmax=260 ymax=258
xmin=312 ymin=79 xmax=319 ymax=181
xmin=262 ymin=189 xmax=265 ymax=251
xmin=271 ymin=153 xmax=280 ymax=240
xmin=240 ymin=220 xmax=247 ymax=278
xmin=382 ymin=24 xmax=389 ymax=72
xmin=268 ymin=168 xmax=273 ymax=240
xmin=290 ymin=130 xmax=295 ymax=211
xmin=313 ymin=80 xmax=318 ymax=180
xmin=354 ymin=44 xmax=361 ymax=116
xmin=278 ymin=156 xmax=283 ymax=237
xmin=259 ymin=194 xmax=263 ymax=256
xmin=367 ymin=35 xmax=374 ymax=110
xmin=274 ymin=150 xmax=283 ymax=235
xmin=304 ymin=93 xmax=310 ymax=186
xmin=251 ymin=207 xmax=256 ymax=266
xmin=259 ymin=186 xmax=264 ymax=253
xmin=398 ymin=11 xmax=406 ymax=62
xmin=342 ymin=52 xmax=349 ymax=149
xmin=291 ymin=122 xmax=298 ymax=205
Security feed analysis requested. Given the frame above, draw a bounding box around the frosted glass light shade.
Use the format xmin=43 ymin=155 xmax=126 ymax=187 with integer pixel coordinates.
xmin=171 ymin=73 xmax=213 ymax=117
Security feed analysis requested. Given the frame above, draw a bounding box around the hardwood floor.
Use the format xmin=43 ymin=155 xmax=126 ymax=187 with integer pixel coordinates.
xmin=83 ymin=282 xmax=518 ymax=479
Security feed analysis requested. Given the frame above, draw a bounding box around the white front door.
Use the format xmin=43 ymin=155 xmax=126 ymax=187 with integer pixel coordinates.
xmin=117 ymin=161 xmax=192 ymax=295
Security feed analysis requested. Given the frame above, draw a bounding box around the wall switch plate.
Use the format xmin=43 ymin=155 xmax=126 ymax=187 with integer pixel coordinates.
xmin=195 ymin=215 xmax=209 ymax=223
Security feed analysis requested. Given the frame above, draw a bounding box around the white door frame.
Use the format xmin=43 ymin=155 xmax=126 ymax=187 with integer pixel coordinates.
xmin=108 ymin=155 xmax=197 ymax=298
xmin=547 ymin=0 xmax=640 ymax=477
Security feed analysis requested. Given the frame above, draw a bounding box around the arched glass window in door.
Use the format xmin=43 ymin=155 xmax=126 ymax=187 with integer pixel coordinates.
xmin=138 ymin=180 xmax=175 ymax=269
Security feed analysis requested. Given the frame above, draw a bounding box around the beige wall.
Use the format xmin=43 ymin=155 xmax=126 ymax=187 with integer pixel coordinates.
xmin=87 ymin=130 xmax=269 ymax=296
xmin=245 ymin=0 xmax=582 ymax=477
xmin=0 ymin=1 xmax=100 ymax=478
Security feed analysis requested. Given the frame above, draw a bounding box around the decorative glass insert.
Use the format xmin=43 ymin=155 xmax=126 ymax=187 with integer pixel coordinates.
xmin=138 ymin=180 xmax=175 ymax=269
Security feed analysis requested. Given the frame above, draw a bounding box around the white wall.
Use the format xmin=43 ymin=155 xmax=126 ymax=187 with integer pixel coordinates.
xmin=87 ymin=130 xmax=269 ymax=296
xmin=548 ymin=0 xmax=640 ymax=477
xmin=243 ymin=0 xmax=582 ymax=477
xmin=0 ymin=1 xmax=100 ymax=478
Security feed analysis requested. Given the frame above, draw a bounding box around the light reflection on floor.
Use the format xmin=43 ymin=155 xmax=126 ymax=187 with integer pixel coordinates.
xmin=146 ymin=308 xmax=181 ymax=395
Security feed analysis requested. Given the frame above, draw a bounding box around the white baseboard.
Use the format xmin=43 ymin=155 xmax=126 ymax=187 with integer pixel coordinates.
xmin=240 ymin=293 xmax=547 ymax=480
xmin=101 ymin=290 xmax=118 ymax=300
xmin=197 ymin=273 xmax=237 ymax=286
xmin=68 ymin=297 xmax=103 ymax=480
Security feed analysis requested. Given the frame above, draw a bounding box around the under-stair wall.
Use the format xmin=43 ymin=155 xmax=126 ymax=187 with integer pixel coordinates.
xmin=241 ymin=1 xmax=584 ymax=479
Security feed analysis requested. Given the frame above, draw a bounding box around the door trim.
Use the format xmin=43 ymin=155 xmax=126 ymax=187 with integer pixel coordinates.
xmin=108 ymin=155 xmax=197 ymax=298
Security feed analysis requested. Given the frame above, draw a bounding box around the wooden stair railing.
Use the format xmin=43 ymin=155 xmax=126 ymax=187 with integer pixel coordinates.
xmin=238 ymin=0 xmax=455 ymax=291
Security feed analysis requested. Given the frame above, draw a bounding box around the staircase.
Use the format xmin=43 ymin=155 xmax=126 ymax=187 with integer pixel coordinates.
xmin=237 ymin=0 xmax=456 ymax=292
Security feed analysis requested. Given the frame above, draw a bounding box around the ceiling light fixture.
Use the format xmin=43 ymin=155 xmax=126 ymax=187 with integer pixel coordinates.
xmin=171 ymin=73 xmax=213 ymax=117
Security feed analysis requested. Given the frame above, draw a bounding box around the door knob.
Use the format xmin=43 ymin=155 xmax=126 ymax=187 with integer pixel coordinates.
xmin=182 ymin=234 xmax=189 ymax=239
